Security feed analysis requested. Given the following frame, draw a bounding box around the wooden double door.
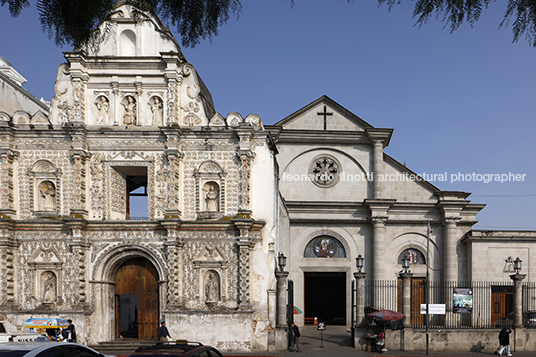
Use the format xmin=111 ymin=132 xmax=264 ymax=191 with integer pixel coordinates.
xmin=115 ymin=258 xmax=159 ymax=340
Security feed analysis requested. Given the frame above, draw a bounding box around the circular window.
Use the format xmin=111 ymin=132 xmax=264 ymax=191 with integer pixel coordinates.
xmin=309 ymin=155 xmax=341 ymax=188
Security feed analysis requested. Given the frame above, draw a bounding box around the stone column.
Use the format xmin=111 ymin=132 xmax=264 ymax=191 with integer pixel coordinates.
xmin=443 ymin=218 xmax=459 ymax=282
xmin=276 ymin=270 xmax=289 ymax=327
xmin=399 ymin=271 xmax=413 ymax=327
xmin=510 ymin=273 xmax=526 ymax=328
xmin=372 ymin=139 xmax=384 ymax=199
xmin=365 ymin=128 xmax=392 ymax=199
xmin=372 ymin=217 xmax=387 ymax=281
xmin=354 ymin=272 xmax=367 ymax=327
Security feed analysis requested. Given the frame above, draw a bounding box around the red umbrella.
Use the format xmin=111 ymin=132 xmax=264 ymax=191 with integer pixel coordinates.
xmin=366 ymin=309 xmax=405 ymax=322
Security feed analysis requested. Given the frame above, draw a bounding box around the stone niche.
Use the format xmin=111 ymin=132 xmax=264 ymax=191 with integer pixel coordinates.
xmin=195 ymin=161 xmax=226 ymax=220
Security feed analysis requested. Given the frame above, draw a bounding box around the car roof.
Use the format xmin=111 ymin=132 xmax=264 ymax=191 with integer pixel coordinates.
xmin=0 ymin=342 xmax=108 ymax=356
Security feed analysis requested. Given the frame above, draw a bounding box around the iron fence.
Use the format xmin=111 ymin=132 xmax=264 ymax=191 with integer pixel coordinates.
xmin=360 ymin=280 xmax=536 ymax=329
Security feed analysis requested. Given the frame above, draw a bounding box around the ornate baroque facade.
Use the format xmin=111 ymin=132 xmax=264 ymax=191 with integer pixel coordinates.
xmin=0 ymin=4 xmax=278 ymax=351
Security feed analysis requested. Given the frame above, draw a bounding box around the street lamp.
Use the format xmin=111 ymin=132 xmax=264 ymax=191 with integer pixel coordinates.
xmin=356 ymin=254 xmax=364 ymax=273
xmin=278 ymin=253 xmax=287 ymax=272
xmin=513 ymin=257 xmax=522 ymax=274
xmin=402 ymin=256 xmax=410 ymax=273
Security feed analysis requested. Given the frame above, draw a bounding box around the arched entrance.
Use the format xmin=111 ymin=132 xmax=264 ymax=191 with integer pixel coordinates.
xmin=114 ymin=257 xmax=159 ymax=340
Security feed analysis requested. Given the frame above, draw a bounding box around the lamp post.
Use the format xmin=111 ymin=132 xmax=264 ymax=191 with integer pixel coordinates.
xmin=402 ymin=256 xmax=410 ymax=274
xmin=399 ymin=254 xmax=413 ymax=328
xmin=510 ymin=257 xmax=526 ymax=329
xmin=354 ymin=254 xmax=366 ymax=328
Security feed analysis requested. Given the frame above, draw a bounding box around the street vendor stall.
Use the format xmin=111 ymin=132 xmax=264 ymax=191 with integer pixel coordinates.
xmin=25 ymin=318 xmax=69 ymax=341
xmin=364 ymin=309 xmax=405 ymax=352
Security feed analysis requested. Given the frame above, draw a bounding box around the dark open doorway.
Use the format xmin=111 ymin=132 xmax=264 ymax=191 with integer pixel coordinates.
xmin=304 ymin=272 xmax=346 ymax=325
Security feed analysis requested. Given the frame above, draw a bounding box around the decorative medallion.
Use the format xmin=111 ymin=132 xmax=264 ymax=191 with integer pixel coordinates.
xmin=309 ymin=155 xmax=341 ymax=188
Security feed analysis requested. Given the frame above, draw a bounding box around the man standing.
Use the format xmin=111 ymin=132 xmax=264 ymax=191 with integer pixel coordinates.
xmin=290 ymin=323 xmax=301 ymax=352
xmin=158 ymin=321 xmax=171 ymax=342
xmin=63 ymin=319 xmax=76 ymax=342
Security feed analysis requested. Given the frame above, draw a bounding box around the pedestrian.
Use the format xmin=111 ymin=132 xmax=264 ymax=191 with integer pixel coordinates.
xmin=495 ymin=327 xmax=512 ymax=356
xmin=158 ymin=321 xmax=171 ymax=342
xmin=289 ymin=322 xmax=301 ymax=352
xmin=62 ymin=319 xmax=76 ymax=342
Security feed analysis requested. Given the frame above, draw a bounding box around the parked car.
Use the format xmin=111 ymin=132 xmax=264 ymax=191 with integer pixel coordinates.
xmin=495 ymin=311 xmax=536 ymax=328
xmin=0 ymin=342 xmax=114 ymax=357
xmin=129 ymin=341 xmax=224 ymax=357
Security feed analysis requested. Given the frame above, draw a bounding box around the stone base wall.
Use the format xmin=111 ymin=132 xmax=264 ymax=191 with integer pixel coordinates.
xmin=165 ymin=311 xmax=271 ymax=352
xmin=355 ymin=327 xmax=536 ymax=352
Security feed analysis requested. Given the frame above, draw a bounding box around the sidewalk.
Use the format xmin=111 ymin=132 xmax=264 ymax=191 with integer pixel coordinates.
xmin=227 ymin=325 xmax=535 ymax=357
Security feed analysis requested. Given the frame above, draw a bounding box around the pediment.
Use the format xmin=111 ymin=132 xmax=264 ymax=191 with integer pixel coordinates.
xmin=275 ymin=95 xmax=372 ymax=132
xmin=193 ymin=244 xmax=227 ymax=268
xmin=28 ymin=247 xmax=63 ymax=268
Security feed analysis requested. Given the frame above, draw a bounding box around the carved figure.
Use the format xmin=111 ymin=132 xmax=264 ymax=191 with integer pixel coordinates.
xmin=205 ymin=272 xmax=219 ymax=302
xmin=96 ymin=96 xmax=110 ymax=124
xmin=204 ymin=182 xmax=219 ymax=212
xmin=42 ymin=272 xmax=57 ymax=302
xmin=39 ymin=181 xmax=56 ymax=211
xmin=150 ymin=96 xmax=163 ymax=125
xmin=122 ymin=96 xmax=137 ymax=125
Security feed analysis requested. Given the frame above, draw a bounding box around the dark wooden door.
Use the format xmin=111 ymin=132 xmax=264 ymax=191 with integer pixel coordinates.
xmin=115 ymin=258 xmax=159 ymax=340
xmin=410 ymin=278 xmax=426 ymax=326
xmin=492 ymin=285 xmax=514 ymax=325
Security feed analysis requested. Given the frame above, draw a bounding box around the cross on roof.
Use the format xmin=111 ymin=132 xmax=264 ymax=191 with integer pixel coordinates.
xmin=317 ymin=105 xmax=333 ymax=130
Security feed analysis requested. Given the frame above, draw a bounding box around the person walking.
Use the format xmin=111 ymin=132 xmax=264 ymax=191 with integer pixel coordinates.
xmin=289 ymin=322 xmax=301 ymax=352
xmin=495 ymin=327 xmax=512 ymax=356
xmin=158 ymin=321 xmax=171 ymax=342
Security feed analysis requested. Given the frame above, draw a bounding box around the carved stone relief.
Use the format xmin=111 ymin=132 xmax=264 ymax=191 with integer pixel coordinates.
xmin=121 ymin=95 xmax=137 ymax=125
xmin=95 ymin=95 xmax=110 ymax=124
xmin=41 ymin=271 xmax=57 ymax=303
xmin=149 ymin=96 xmax=164 ymax=126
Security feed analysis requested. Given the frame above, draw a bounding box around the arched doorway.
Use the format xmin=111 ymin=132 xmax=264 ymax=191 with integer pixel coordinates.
xmin=114 ymin=257 xmax=159 ymax=340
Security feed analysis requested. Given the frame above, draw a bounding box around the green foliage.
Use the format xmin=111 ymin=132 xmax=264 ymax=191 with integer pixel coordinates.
xmin=378 ymin=0 xmax=536 ymax=47
xmin=1 ymin=0 xmax=241 ymax=48
xmin=3 ymin=0 xmax=536 ymax=48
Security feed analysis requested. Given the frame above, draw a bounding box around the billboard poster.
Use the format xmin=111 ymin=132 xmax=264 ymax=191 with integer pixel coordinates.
xmin=453 ymin=288 xmax=473 ymax=313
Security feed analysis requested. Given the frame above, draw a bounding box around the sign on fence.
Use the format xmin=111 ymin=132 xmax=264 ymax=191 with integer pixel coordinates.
xmin=453 ymin=288 xmax=473 ymax=314
xmin=420 ymin=304 xmax=446 ymax=315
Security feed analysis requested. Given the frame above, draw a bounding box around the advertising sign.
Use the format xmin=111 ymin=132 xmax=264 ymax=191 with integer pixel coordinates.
xmin=453 ymin=288 xmax=473 ymax=313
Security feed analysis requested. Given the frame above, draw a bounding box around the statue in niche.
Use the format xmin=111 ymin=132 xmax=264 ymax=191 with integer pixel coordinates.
xmin=150 ymin=96 xmax=164 ymax=126
xmin=42 ymin=271 xmax=57 ymax=303
xmin=205 ymin=272 xmax=220 ymax=302
xmin=122 ymin=95 xmax=137 ymax=125
xmin=95 ymin=96 xmax=109 ymax=124
xmin=203 ymin=182 xmax=219 ymax=212
xmin=39 ymin=181 xmax=56 ymax=211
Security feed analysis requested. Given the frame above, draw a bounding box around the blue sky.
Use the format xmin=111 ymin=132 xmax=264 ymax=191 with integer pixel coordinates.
xmin=1 ymin=1 xmax=535 ymax=230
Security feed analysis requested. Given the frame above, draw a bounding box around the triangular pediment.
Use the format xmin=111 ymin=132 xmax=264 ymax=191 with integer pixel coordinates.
xmin=275 ymin=96 xmax=373 ymax=132
xmin=30 ymin=248 xmax=62 ymax=264
xmin=193 ymin=244 xmax=228 ymax=268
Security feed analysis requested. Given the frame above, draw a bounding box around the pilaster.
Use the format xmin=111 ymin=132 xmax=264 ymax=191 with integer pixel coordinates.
xmin=436 ymin=191 xmax=470 ymax=281
xmin=365 ymin=199 xmax=396 ymax=281
xmin=365 ymin=128 xmax=392 ymax=199
xmin=0 ymin=148 xmax=18 ymax=217
xmin=237 ymin=126 xmax=255 ymax=216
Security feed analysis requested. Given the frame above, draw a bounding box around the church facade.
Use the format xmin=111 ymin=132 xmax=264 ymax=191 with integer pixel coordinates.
xmin=1 ymin=2 xmax=536 ymax=352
